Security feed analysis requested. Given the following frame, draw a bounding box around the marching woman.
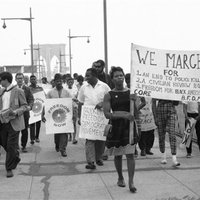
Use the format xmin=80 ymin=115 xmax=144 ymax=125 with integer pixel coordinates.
xmin=103 ymin=66 xmax=144 ymax=193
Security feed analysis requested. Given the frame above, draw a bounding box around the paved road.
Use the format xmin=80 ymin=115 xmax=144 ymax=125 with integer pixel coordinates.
xmin=0 ymin=121 xmax=200 ymax=200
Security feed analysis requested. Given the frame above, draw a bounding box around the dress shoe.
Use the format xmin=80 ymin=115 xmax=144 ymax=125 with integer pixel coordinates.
xmin=102 ymin=155 xmax=108 ymax=160
xmin=61 ymin=151 xmax=67 ymax=157
xmin=35 ymin=138 xmax=40 ymax=143
xmin=172 ymin=161 xmax=180 ymax=167
xmin=161 ymin=159 xmax=167 ymax=164
xmin=186 ymin=153 xmax=192 ymax=158
xmin=146 ymin=150 xmax=154 ymax=155
xmin=6 ymin=170 xmax=13 ymax=178
xmin=85 ymin=162 xmax=96 ymax=170
xmin=117 ymin=179 xmax=126 ymax=187
xmin=22 ymin=147 xmax=28 ymax=153
xmin=30 ymin=140 xmax=34 ymax=145
xmin=96 ymin=160 xmax=104 ymax=166
xmin=13 ymin=157 xmax=21 ymax=170
xmin=72 ymin=140 xmax=78 ymax=144
xmin=140 ymin=150 xmax=146 ymax=156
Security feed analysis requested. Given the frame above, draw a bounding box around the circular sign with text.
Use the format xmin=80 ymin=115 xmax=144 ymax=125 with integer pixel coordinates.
xmin=52 ymin=108 xmax=66 ymax=123
xmin=32 ymin=101 xmax=42 ymax=114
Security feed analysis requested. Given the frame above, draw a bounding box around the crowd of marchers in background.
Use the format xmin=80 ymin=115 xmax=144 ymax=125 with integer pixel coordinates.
xmin=0 ymin=59 xmax=199 ymax=194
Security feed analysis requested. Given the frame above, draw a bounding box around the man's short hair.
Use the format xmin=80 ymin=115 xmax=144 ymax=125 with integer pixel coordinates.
xmin=0 ymin=72 xmax=13 ymax=83
xmin=15 ymin=72 xmax=24 ymax=78
xmin=66 ymin=77 xmax=74 ymax=82
xmin=42 ymin=77 xmax=47 ymax=81
xmin=30 ymin=74 xmax=36 ymax=79
xmin=54 ymin=73 xmax=63 ymax=81
xmin=96 ymin=59 xmax=105 ymax=68
xmin=86 ymin=68 xmax=98 ymax=77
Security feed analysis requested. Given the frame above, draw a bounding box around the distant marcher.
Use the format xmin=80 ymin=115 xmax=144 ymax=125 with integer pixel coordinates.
xmin=29 ymin=75 xmax=44 ymax=144
xmin=152 ymin=99 xmax=180 ymax=166
xmin=0 ymin=72 xmax=28 ymax=178
xmin=76 ymin=75 xmax=84 ymax=91
xmin=103 ymin=67 xmax=138 ymax=193
xmin=183 ymin=101 xmax=200 ymax=157
xmin=93 ymin=59 xmax=114 ymax=89
xmin=45 ymin=73 xmax=72 ymax=157
xmin=15 ymin=73 xmax=34 ymax=153
xmin=24 ymin=75 xmax=29 ymax=86
xmin=50 ymin=79 xmax=55 ymax=88
xmin=66 ymin=77 xmax=78 ymax=144
xmin=138 ymin=97 xmax=156 ymax=156
xmin=41 ymin=77 xmax=48 ymax=84
xmin=78 ymin=68 xmax=110 ymax=169
xmin=73 ymin=73 xmax=79 ymax=86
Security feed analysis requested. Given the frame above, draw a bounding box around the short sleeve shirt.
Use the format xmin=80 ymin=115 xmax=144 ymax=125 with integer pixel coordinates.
xmin=77 ymin=80 xmax=110 ymax=106
xmin=46 ymin=87 xmax=71 ymax=99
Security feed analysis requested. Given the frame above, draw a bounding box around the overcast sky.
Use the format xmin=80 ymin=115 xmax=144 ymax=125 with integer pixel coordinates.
xmin=0 ymin=0 xmax=200 ymax=77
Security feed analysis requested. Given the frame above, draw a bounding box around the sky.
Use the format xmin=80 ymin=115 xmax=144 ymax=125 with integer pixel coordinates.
xmin=0 ymin=0 xmax=200 ymax=78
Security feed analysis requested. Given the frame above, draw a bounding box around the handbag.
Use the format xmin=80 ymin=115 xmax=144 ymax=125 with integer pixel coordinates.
xmin=104 ymin=124 xmax=112 ymax=137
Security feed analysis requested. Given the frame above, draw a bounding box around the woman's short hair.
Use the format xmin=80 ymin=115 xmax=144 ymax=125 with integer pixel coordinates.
xmin=109 ymin=66 xmax=124 ymax=79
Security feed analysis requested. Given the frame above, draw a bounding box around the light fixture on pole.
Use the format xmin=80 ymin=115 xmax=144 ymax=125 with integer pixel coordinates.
xmin=1 ymin=7 xmax=34 ymax=74
xmin=68 ymin=29 xmax=90 ymax=75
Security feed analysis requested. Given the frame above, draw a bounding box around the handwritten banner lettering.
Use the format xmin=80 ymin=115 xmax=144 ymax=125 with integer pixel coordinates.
xmin=131 ymin=44 xmax=200 ymax=102
xmin=79 ymin=105 xmax=109 ymax=141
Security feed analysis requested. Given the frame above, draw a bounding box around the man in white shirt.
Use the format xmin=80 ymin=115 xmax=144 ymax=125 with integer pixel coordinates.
xmin=78 ymin=68 xmax=110 ymax=169
xmin=46 ymin=73 xmax=71 ymax=157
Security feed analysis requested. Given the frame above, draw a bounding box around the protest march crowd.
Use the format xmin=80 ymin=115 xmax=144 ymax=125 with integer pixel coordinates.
xmin=0 ymin=58 xmax=199 ymax=194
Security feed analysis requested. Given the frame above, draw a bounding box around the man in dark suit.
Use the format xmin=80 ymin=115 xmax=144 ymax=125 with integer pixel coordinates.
xmin=15 ymin=73 xmax=34 ymax=153
xmin=0 ymin=72 xmax=28 ymax=178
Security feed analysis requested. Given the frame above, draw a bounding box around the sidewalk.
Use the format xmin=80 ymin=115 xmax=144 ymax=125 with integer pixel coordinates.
xmin=0 ymin=123 xmax=200 ymax=200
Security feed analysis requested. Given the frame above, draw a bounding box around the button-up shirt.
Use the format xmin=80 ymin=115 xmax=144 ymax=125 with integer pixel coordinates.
xmin=78 ymin=80 xmax=110 ymax=106
xmin=2 ymin=84 xmax=13 ymax=110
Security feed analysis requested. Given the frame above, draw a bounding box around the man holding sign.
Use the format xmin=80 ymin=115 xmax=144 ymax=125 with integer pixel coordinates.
xmin=45 ymin=73 xmax=71 ymax=157
xmin=78 ymin=68 xmax=110 ymax=170
xmin=29 ymin=75 xmax=44 ymax=144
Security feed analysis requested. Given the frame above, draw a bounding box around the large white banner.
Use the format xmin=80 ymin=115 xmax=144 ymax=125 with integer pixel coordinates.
xmin=131 ymin=44 xmax=200 ymax=102
xmin=79 ymin=105 xmax=109 ymax=141
xmin=29 ymin=91 xmax=46 ymax=124
xmin=45 ymin=98 xmax=74 ymax=134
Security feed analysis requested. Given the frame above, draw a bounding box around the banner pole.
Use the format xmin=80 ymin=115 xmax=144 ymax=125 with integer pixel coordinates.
xmin=129 ymin=43 xmax=135 ymax=145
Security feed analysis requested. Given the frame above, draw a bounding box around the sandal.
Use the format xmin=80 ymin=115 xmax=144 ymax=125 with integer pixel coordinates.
xmin=117 ymin=179 xmax=126 ymax=187
xmin=129 ymin=186 xmax=137 ymax=193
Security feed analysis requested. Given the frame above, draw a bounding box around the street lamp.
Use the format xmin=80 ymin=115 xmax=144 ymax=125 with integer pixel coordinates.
xmin=68 ymin=29 xmax=90 ymax=75
xmin=103 ymin=0 xmax=108 ymax=74
xmin=1 ymin=7 xmax=34 ymax=74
